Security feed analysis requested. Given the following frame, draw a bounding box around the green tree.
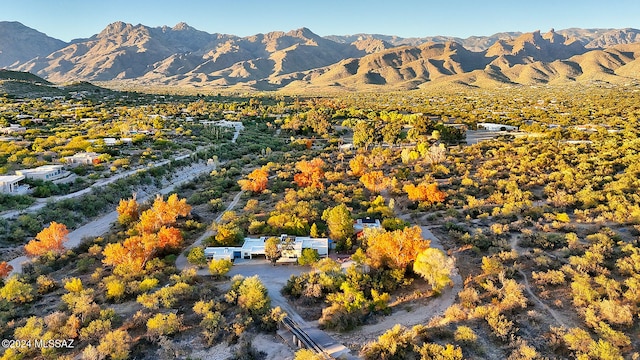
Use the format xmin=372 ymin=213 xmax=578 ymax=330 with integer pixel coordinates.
xmin=298 ymin=248 xmax=320 ymax=266
xmin=353 ymin=121 xmax=376 ymax=149
xmin=322 ymin=204 xmax=354 ymax=251
xmin=187 ymin=246 xmax=207 ymax=267
xmin=413 ymin=248 xmax=455 ymax=294
xmin=264 ymin=237 xmax=281 ymax=262
xmin=209 ymin=258 xmax=233 ymax=278
xmin=310 ymin=223 xmax=320 ymax=238
xmin=237 ymin=275 xmax=271 ymax=316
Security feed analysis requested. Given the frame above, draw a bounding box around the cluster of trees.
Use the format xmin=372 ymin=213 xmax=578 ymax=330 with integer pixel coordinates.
xmin=283 ymin=226 xmax=455 ymax=332
xmin=104 ymin=194 xmax=191 ymax=276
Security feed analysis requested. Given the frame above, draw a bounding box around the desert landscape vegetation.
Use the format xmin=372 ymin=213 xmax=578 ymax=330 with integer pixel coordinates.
xmin=0 ymin=19 xmax=640 ymax=360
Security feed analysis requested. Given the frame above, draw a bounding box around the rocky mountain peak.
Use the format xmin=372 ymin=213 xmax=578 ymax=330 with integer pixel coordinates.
xmin=172 ymin=22 xmax=194 ymax=31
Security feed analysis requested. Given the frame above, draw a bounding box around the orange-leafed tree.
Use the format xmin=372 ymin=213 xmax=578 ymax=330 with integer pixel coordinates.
xmin=116 ymin=194 xmax=139 ymax=225
xmin=403 ymin=182 xmax=447 ymax=204
xmin=294 ymin=158 xmax=325 ymax=189
xmin=24 ymin=221 xmax=69 ymax=257
xmin=103 ymin=227 xmax=183 ymax=274
xmin=136 ymin=194 xmax=191 ymax=234
xmin=0 ymin=261 xmax=13 ymax=278
xmin=104 ymin=194 xmax=190 ymax=275
xmin=360 ymin=171 xmax=391 ymax=193
xmin=365 ymin=226 xmax=430 ymax=270
xmin=102 ymin=241 xmax=144 ymax=275
xmin=238 ymin=168 xmax=269 ymax=193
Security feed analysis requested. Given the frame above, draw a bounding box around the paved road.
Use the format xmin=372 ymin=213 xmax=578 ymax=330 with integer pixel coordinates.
xmin=227 ymin=260 xmax=353 ymax=359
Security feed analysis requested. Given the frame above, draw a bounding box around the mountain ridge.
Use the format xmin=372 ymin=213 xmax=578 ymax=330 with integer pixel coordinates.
xmin=3 ymin=21 xmax=640 ymax=91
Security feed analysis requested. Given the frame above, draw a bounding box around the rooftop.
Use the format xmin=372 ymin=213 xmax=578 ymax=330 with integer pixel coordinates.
xmin=0 ymin=175 xmax=25 ymax=183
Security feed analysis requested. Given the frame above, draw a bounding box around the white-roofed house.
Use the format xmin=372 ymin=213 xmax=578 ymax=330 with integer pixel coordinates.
xmin=16 ymin=165 xmax=66 ymax=181
xmin=64 ymin=152 xmax=100 ymax=166
xmin=0 ymin=175 xmax=28 ymax=194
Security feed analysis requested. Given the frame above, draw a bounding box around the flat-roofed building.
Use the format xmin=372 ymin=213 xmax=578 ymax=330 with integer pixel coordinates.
xmin=476 ymin=122 xmax=519 ymax=132
xmin=354 ymin=217 xmax=382 ymax=234
xmin=0 ymin=124 xmax=26 ymax=134
xmin=204 ymin=247 xmax=242 ymax=261
xmin=204 ymin=235 xmax=330 ymax=261
xmin=16 ymin=165 xmax=66 ymax=181
xmin=64 ymin=152 xmax=100 ymax=166
xmin=0 ymin=175 xmax=28 ymax=194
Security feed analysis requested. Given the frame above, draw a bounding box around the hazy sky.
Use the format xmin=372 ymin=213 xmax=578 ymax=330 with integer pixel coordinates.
xmin=4 ymin=0 xmax=640 ymax=41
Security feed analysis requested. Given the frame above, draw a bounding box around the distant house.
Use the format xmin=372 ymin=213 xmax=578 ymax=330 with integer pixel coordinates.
xmin=103 ymin=138 xmax=117 ymax=146
xmin=16 ymin=165 xmax=66 ymax=181
xmin=477 ymin=122 xmax=519 ymax=132
xmin=64 ymin=152 xmax=100 ymax=166
xmin=354 ymin=217 xmax=382 ymax=236
xmin=204 ymin=247 xmax=240 ymax=261
xmin=212 ymin=120 xmax=244 ymax=131
xmin=0 ymin=124 xmax=26 ymax=134
xmin=0 ymin=175 xmax=28 ymax=194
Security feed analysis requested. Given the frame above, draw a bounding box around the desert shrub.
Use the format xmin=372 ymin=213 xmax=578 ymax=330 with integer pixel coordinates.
xmin=64 ymin=277 xmax=84 ymax=293
xmin=295 ymin=349 xmax=325 ymax=360
xmin=419 ymin=343 xmax=463 ymax=360
xmin=0 ymin=276 xmax=34 ymax=303
xmin=36 ymin=275 xmax=57 ymax=294
xmin=77 ymin=257 xmax=96 ymax=273
xmin=96 ymin=329 xmax=132 ymax=360
xmin=532 ymin=270 xmax=566 ymax=286
xmin=201 ymin=310 xmax=226 ymax=344
xmin=105 ymin=279 xmax=126 ymax=301
xmin=138 ymin=277 xmax=159 ymax=292
xmin=80 ymin=319 xmax=112 ymax=341
xmin=147 ymin=312 xmax=181 ymax=338
xmin=137 ymin=282 xmax=193 ymax=310
xmin=209 ymin=258 xmax=233 ymax=278
xmin=521 ymin=232 xmax=567 ymax=250
xmin=454 ymin=325 xmax=478 ymax=344
xmin=360 ymin=324 xmax=416 ymax=360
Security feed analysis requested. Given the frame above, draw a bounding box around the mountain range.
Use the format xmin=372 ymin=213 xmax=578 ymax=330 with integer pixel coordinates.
xmin=2 ymin=21 xmax=640 ymax=91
